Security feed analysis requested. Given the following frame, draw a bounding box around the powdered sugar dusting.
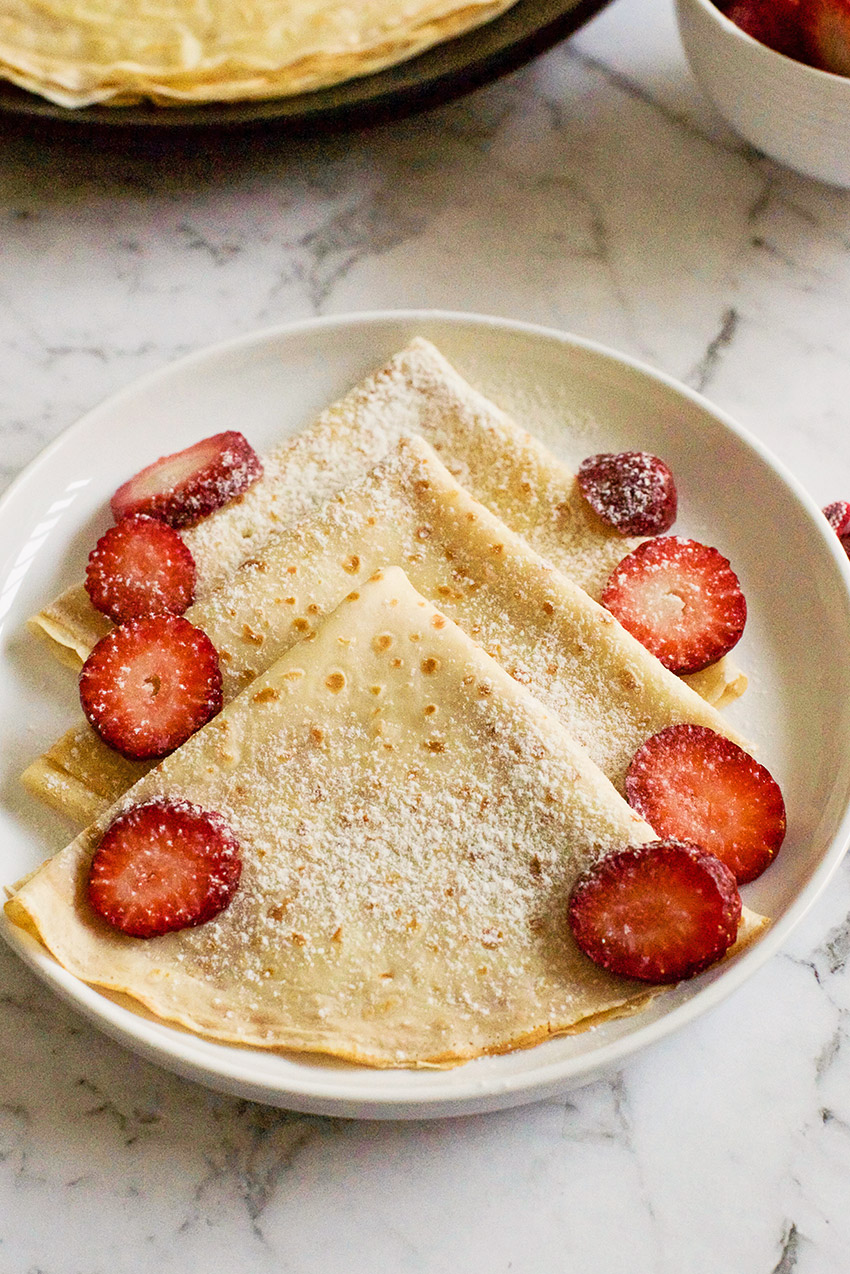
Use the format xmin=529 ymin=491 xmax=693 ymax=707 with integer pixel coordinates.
xmin=41 ymin=436 xmax=747 ymax=820
xmin=15 ymin=569 xmax=658 ymax=1066
xmin=35 ymin=341 xmax=741 ymax=719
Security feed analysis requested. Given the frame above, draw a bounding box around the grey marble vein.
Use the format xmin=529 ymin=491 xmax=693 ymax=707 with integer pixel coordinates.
xmin=687 ymin=306 xmax=740 ymax=393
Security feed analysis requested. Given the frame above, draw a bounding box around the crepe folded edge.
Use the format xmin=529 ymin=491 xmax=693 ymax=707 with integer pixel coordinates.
xmin=7 ymin=565 xmax=772 ymax=1067
xmin=26 ymin=338 xmax=748 ymax=708
xmin=21 ymin=431 xmax=755 ymax=832
xmin=16 ymin=562 xmax=668 ymax=1065
xmin=27 ymin=587 xmax=746 ymax=711
xmin=2 ymin=882 xmax=770 ymax=1066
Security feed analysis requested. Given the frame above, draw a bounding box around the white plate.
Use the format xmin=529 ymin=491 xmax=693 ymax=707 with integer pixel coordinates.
xmin=3 ymin=311 xmax=850 ymax=1120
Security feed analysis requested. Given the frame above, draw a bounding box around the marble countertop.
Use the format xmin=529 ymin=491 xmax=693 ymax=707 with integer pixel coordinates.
xmin=3 ymin=0 xmax=850 ymax=1268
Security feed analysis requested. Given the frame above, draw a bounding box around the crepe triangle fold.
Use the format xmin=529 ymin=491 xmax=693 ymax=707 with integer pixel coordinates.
xmin=6 ymin=568 xmax=767 ymax=1067
xmin=30 ymin=338 xmax=744 ymax=707
xmin=24 ymin=436 xmax=749 ymax=828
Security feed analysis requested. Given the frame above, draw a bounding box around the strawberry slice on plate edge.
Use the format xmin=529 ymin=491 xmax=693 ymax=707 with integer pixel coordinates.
xmin=568 ymin=838 xmax=742 ymax=984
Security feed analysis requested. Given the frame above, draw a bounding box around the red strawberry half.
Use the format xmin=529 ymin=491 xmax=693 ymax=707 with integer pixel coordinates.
xmin=823 ymin=501 xmax=850 ymax=560
xmin=88 ymin=799 xmax=242 ymax=938
xmin=111 ymin=431 xmax=263 ymax=529
xmin=824 ymin=500 xmax=850 ymax=536
xmin=626 ymin=724 xmax=786 ymax=884
xmin=801 ymin=0 xmax=850 ymax=75
xmin=721 ymin=0 xmax=806 ymax=59
xmin=85 ymin=514 xmax=196 ymax=624
xmin=80 ymin=615 xmax=223 ymax=760
xmin=568 ymin=838 xmax=742 ymax=983
xmin=577 ymin=451 xmax=677 ymax=536
xmin=601 ymin=536 xmax=746 ymax=674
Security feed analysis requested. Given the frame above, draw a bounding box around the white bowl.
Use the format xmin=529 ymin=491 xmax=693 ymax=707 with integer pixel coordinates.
xmin=3 ymin=310 xmax=850 ymax=1118
xmin=676 ymin=0 xmax=850 ymax=187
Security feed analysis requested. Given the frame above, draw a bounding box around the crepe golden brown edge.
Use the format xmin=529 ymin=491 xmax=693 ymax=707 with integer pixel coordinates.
xmin=24 ymin=435 xmax=752 ymax=828
xmin=0 ymin=0 xmax=519 ymax=109
xmin=30 ymin=340 xmax=745 ymax=683
xmin=7 ymin=568 xmax=768 ymax=1067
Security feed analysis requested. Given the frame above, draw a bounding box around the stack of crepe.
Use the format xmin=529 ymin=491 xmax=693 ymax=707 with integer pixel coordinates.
xmin=0 ymin=0 xmax=520 ymax=108
xmin=7 ymin=340 xmax=767 ymax=1068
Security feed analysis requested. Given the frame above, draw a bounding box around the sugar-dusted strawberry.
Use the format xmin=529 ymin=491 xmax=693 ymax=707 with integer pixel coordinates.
xmin=722 ymin=0 xmax=806 ymax=59
xmin=577 ymin=451 xmax=677 ymax=536
xmin=824 ymin=500 xmax=850 ymax=535
xmin=110 ymin=431 xmax=263 ymax=529
xmin=801 ymin=0 xmax=850 ymax=75
xmin=626 ymin=724 xmax=786 ymax=884
xmin=85 ymin=514 xmax=196 ymax=624
xmin=823 ymin=501 xmax=850 ymax=559
xmin=88 ymin=799 xmax=241 ymax=938
xmin=568 ymin=839 xmax=741 ymax=983
xmin=79 ymin=615 xmax=222 ymax=760
xmin=601 ymin=536 xmax=746 ymax=674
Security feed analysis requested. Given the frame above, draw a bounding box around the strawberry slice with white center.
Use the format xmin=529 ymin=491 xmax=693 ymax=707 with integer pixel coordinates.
xmin=111 ymin=431 xmax=263 ymax=529
xmin=85 ymin=514 xmax=196 ymax=624
xmin=88 ymin=799 xmax=242 ymax=938
xmin=601 ymin=536 xmax=746 ymax=674
xmin=625 ymin=724 xmax=786 ymax=884
xmin=568 ymin=839 xmax=742 ymax=983
xmin=79 ymin=615 xmax=223 ymax=759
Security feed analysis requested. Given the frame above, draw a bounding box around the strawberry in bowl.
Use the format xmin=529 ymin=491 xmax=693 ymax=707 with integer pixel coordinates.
xmin=717 ymin=0 xmax=807 ymax=59
xmin=716 ymin=0 xmax=850 ymax=75
xmin=678 ymin=0 xmax=850 ymax=186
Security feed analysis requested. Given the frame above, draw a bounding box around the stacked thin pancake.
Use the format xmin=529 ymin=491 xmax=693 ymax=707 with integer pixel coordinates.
xmin=0 ymin=0 xmax=519 ymax=109
xmin=8 ymin=342 xmax=767 ymax=1067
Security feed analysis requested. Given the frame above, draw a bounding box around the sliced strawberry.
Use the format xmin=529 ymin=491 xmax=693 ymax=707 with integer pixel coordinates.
xmin=568 ymin=839 xmax=742 ymax=983
xmin=88 ymin=799 xmax=241 ymax=938
xmin=85 ymin=515 xmax=196 ymax=624
xmin=823 ymin=501 xmax=850 ymax=559
xmin=801 ymin=0 xmax=850 ymax=74
xmin=110 ymin=431 xmax=263 ymax=529
xmin=577 ymin=451 xmax=677 ymax=536
xmin=601 ymin=536 xmax=746 ymax=674
xmin=626 ymin=724 xmax=786 ymax=884
xmin=721 ymin=0 xmax=806 ymax=58
xmin=79 ymin=615 xmax=222 ymax=760
xmin=824 ymin=501 xmax=850 ymax=535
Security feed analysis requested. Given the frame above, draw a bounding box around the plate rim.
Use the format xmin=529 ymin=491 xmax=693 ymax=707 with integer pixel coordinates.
xmin=4 ymin=307 xmax=850 ymax=1118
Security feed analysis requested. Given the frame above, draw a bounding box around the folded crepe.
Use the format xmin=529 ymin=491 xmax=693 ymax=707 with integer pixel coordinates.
xmin=0 ymin=0 xmax=518 ymax=109
xmin=6 ymin=568 xmax=767 ymax=1067
xmin=30 ymin=338 xmax=744 ymax=708
xmin=25 ymin=436 xmax=749 ymax=829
